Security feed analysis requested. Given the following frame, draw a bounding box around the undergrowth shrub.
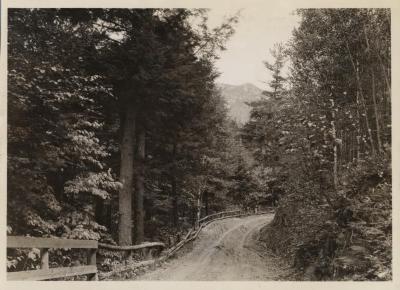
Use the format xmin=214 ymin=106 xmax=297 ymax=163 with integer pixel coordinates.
xmin=261 ymin=155 xmax=391 ymax=281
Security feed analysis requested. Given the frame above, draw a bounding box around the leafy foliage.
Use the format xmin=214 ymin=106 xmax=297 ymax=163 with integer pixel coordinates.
xmin=8 ymin=10 xmax=120 ymax=241
xmin=7 ymin=8 xmax=241 ymax=271
xmin=250 ymin=8 xmax=391 ymax=281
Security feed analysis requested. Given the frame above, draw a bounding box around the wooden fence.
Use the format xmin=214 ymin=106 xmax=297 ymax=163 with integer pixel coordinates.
xmin=164 ymin=208 xmax=268 ymax=259
xmin=7 ymin=236 xmax=166 ymax=281
xmin=96 ymin=211 xmax=253 ymax=279
xmin=96 ymin=241 xmax=166 ymax=280
xmin=7 ymin=236 xmax=98 ymax=281
xmin=197 ymin=209 xmax=245 ymax=225
xmin=7 ymin=208 xmax=270 ymax=280
xmin=98 ymin=241 xmax=165 ymax=260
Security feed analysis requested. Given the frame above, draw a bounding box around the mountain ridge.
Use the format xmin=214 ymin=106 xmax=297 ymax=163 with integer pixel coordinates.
xmin=217 ymin=82 xmax=264 ymax=124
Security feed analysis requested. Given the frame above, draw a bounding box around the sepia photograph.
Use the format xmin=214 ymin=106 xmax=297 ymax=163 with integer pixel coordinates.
xmin=2 ymin=0 xmax=397 ymax=285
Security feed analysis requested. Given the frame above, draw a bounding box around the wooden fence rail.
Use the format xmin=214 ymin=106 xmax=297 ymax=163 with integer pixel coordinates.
xmin=7 ymin=208 xmax=269 ymax=280
xmin=98 ymin=241 xmax=165 ymax=261
xmin=7 ymin=236 xmax=98 ymax=281
xmin=164 ymin=208 xmax=268 ymax=259
xmin=198 ymin=210 xmax=242 ymax=224
xmin=7 ymin=236 xmax=166 ymax=281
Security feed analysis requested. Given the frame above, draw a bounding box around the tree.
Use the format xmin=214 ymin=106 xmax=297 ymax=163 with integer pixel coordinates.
xmin=8 ymin=9 xmax=120 ymax=240
xmin=263 ymin=43 xmax=287 ymax=100
xmin=7 ymin=8 xmax=242 ymax=253
xmin=259 ymin=9 xmax=392 ymax=280
xmin=241 ymin=42 xmax=290 ymax=205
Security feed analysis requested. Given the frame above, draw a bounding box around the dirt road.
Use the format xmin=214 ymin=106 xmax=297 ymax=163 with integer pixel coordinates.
xmin=138 ymin=214 xmax=291 ymax=280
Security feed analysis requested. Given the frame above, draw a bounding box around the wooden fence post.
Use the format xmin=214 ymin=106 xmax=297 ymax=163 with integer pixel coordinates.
xmin=40 ymin=248 xmax=49 ymax=270
xmin=87 ymin=249 xmax=98 ymax=281
xmin=126 ymin=250 xmax=133 ymax=262
xmin=142 ymin=248 xmax=149 ymax=260
xmin=7 ymin=236 xmax=98 ymax=281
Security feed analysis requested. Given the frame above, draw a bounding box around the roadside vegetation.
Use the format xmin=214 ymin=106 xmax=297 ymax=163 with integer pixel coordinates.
xmin=242 ymin=9 xmax=391 ymax=281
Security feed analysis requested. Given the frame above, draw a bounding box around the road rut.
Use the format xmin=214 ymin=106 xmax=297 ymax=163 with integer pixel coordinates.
xmin=138 ymin=214 xmax=291 ymax=280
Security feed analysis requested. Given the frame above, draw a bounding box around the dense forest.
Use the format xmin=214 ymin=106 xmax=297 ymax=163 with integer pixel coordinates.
xmin=7 ymin=8 xmax=391 ymax=281
xmin=243 ymin=9 xmax=391 ymax=280
xmin=7 ymin=8 xmax=246 ymax=268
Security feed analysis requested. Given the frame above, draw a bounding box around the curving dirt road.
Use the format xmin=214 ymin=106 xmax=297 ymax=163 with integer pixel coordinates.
xmin=138 ymin=214 xmax=291 ymax=280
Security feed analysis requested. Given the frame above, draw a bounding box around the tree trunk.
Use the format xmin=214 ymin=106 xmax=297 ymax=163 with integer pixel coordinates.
xmin=359 ymin=87 xmax=375 ymax=156
xmin=48 ymin=170 xmax=64 ymax=202
xmin=355 ymin=91 xmax=361 ymax=162
xmin=364 ymin=27 xmax=384 ymax=154
xmin=330 ymin=99 xmax=338 ymax=191
xmin=195 ymin=187 xmax=203 ymax=228
xmin=338 ymin=130 xmax=343 ymax=165
xmin=134 ymin=122 xmax=146 ymax=244
xmin=346 ymin=42 xmax=375 ymax=156
xmin=172 ymin=176 xmax=178 ymax=227
xmin=371 ymin=70 xmax=382 ymax=153
xmin=95 ymin=196 xmax=110 ymax=227
xmin=204 ymin=191 xmax=209 ymax=216
xmin=364 ymin=25 xmax=390 ymax=148
xmin=171 ymin=142 xmax=179 ymax=227
xmin=118 ymin=102 xmax=136 ymax=246
xmin=377 ymin=50 xmax=391 ymax=96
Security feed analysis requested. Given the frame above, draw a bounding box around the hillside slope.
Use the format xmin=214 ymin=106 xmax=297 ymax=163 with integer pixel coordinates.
xmin=218 ymin=83 xmax=264 ymax=124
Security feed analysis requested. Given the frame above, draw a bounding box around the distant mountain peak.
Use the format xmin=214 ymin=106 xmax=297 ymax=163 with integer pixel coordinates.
xmin=218 ymin=82 xmax=262 ymax=90
xmin=217 ymin=82 xmax=264 ymax=124
xmin=243 ymin=82 xmax=261 ymax=88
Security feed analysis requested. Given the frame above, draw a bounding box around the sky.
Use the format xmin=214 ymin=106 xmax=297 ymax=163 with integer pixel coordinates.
xmin=207 ymin=4 xmax=300 ymax=90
